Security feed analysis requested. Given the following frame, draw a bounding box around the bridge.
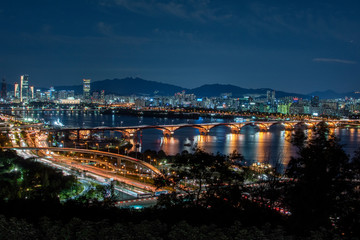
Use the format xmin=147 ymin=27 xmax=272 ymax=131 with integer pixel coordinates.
xmin=1 ymin=147 xmax=162 ymax=176
xmin=41 ymin=119 xmax=360 ymax=139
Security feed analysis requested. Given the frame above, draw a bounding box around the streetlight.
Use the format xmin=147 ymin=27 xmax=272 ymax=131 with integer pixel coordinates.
xmin=73 ymin=141 xmax=76 ymax=149
xmin=116 ymin=146 xmax=119 ymax=154
xmin=106 ymin=144 xmax=109 ymax=152
xmin=85 ymin=142 xmax=88 ymax=149
xmin=96 ymin=143 xmax=99 ymax=150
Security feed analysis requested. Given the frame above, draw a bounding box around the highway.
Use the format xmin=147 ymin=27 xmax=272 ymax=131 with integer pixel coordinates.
xmin=4 ymin=127 xmax=162 ymax=197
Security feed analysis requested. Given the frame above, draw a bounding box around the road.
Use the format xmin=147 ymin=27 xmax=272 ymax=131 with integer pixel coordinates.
xmin=8 ymin=127 xmax=162 ymax=194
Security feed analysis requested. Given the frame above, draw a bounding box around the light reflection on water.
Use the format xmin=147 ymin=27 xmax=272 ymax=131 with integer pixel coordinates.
xmin=13 ymin=110 xmax=360 ymax=168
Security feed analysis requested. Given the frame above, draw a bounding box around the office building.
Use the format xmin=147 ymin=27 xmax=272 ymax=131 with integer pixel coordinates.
xmin=83 ymin=78 xmax=91 ymax=99
xmin=14 ymin=82 xmax=19 ymax=98
xmin=29 ymin=86 xmax=34 ymax=99
xmin=20 ymin=74 xmax=29 ymax=102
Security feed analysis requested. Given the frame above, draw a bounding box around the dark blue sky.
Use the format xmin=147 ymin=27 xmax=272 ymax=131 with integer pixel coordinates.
xmin=1 ymin=0 xmax=359 ymax=93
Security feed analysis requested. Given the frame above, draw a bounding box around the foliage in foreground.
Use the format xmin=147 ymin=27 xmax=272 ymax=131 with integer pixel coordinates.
xmin=286 ymin=123 xmax=360 ymax=235
xmin=0 ymin=150 xmax=79 ymax=201
xmin=1 ymin=122 xmax=360 ymax=239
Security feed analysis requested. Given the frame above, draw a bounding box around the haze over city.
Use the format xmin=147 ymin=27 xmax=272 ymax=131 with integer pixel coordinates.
xmin=1 ymin=0 xmax=360 ymax=93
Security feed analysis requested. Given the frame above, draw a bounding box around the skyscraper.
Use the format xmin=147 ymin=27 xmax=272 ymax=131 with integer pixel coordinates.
xmin=83 ymin=79 xmax=91 ymax=99
xmin=101 ymin=90 xmax=105 ymax=102
xmin=311 ymin=96 xmax=320 ymax=107
xmin=266 ymin=90 xmax=276 ymax=103
xmin=29 ymin=86 xmax=34 ymax=99
xmin=20 ymin=74 xmax=29 ymax=102
xmin=14 ymin=82 xmax=19 ymax=98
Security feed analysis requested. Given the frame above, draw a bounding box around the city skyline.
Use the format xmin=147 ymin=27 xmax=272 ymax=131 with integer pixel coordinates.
xmin=1 ymin=1 xmax=360 ymax=94
xmin=1 ymin=1 xmax=360 ymax=237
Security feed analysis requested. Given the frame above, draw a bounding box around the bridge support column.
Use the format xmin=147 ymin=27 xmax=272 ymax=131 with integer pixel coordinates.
xmin=257 ymin=124 xmax=270 ymax=132
xmin=123 ymin=129 xmax=138 ymax=139
xmin=230 ymin=129 xmax=240 ymax=134
xmin=230 ymin=127 xmax=241 ymax=134
xmin=116 ymin=158 xmax=122 ymax=168
xmin=162 ymin=127 xmax=179 ymax=137
xmin=162 ymin=130 xmax=173 ymax=137
xmin=282 ymin=123 xmax=295 ymax=131
xmin=199 ymin=129 xmax=209 ymax=135
xmin=304 ymin=122 xmax=316 ymax=129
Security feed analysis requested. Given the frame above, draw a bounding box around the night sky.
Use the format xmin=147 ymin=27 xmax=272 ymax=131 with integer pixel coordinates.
xmin=1 ymin=0 xmax=360 ymax=93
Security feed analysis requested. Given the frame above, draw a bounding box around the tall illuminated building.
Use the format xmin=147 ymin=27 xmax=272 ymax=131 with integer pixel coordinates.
xmin=20 ymin=74 xmax=29 ymax=102
xmin=14 ymin=82 xmax=19 ymax=98
xmin=101 ymin=90 xmax=105 ymax=102
xmin=83 ymin=78 xmax=91 ymax=99
xmin=29 ymin=86 xmax=34 ymax=99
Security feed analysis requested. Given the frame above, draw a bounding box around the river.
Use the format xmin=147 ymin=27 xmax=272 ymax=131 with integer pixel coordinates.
xmin=13 ymin=110 xmax=360 ymax=170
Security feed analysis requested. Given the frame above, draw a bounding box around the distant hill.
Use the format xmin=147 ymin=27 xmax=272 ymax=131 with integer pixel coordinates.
xmin=55 ymin=77 xmax=187 ymax=96
xmin=51 ymin=77 xmax=360 ymax=99
xmin=308 ymin=90 xmax=360 ymax=99
xmin=189 ymin=84 xmax=307 ymax=98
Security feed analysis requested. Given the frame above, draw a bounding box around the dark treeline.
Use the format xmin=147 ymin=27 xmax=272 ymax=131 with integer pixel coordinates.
xmin=0 ymin=122 xmax=360 ymax=239
xmin=0 ymin=201 xmax=342 ymax=240
xmin=0 ymin=150 xmax=78 ymax=201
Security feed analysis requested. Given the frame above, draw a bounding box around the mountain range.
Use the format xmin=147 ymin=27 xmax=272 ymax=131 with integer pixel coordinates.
xmin=53 ymin=77 xmax=359 ymax=99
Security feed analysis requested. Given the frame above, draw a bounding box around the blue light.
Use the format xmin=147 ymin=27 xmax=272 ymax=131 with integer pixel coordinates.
xmin=131 ymin=205 xmax=144 ymax=209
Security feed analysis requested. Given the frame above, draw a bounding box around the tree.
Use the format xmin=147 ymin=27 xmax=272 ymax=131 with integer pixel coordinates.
xmin=290 ymin=126 xmax=306 ymax=150
xmin=336 ymin=148 xmax=360 ymax=237
xmin=154 ymin=149 xmax=245 ymax=208
xmin=286 ymin=122 xmax=354 ymax=233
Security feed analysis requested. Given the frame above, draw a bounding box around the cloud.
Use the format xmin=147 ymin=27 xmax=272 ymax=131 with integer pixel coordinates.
xmin=153 ymin=28 xmax=197 ymax=42
xmin=312 ymin=58 xmax=357 ymax=64
xmin=96 ymin=22 xmax=113 ymax=36
xmin=41 ymin=24 xmax=52 ymax=34
xmin=103 ymin=0 xmax=231 ymax=23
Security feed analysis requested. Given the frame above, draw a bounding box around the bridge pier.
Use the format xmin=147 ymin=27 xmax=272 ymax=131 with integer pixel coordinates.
xmin=116 ymin=158 xmax=122 ymax=168
xmin=199 ymin=129 xmax=209 ymax=135
xmin=162 ymin=129 xmax=173 ymax=137
xmin=254 ymin=123 xmax=269 ymax=132
xmin=283 ymin=123 xmax=295 ymax=131
xmin=162 ymin=126 xmax=180 ymax=137
xmin=230 ymin=127 xmax=241 ymax=134
xmin=230 ymin=129 xmax=240 ymax=134
xmin=304 ymin=122 xmax=316 ymax=129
